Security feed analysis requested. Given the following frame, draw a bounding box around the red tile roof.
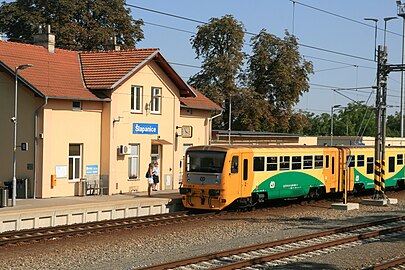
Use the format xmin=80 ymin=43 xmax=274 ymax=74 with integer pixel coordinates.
xmin=0 ymin=40 xmax=99 ymax=100
xmin=79 ymin=48 xmax=159 ymax=90
xmin=180 ymin=87 xmax=223 ymax=111
xmin=0 ymin=40 xmax=222 ymax=110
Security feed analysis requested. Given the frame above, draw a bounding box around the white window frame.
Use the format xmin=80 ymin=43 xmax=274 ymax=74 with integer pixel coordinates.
xmin=68 ymin=144 xmax=82 ymax=181
xmin=151 ymin=87 xmax=161 ymax=114
xmin=131 ymin=85 xmax=143 ymax=113
xmin=128 ymin=144 xmax=140 ymax=180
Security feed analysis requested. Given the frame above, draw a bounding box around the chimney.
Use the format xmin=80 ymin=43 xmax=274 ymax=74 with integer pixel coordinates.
xmin=33 ymin=25 xmax=55 ymax=53
xmin=106 ymin=36 xmax=120 ymax=51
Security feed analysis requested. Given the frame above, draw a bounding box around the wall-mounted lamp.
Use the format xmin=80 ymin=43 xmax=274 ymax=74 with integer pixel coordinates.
xmin=113 ymin=116 xmax=123 ymax=125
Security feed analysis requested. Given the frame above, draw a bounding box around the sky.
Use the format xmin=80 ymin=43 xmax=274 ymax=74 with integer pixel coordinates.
xmin=130 ymin=0 xmax=405 ymax=116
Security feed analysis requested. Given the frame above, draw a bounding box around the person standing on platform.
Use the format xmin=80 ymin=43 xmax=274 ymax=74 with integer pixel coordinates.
xmin=152 ymin=161 xmax=159 ymax=191
xmin=146 ymin=163 xmax=154 ymax=197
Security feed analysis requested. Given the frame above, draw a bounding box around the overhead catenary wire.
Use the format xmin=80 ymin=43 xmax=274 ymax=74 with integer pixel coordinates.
xmin=126 ymin=2 xmax=374 ymax=63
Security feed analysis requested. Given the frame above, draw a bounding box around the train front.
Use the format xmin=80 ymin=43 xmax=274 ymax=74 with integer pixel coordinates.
xmin=179 ymin=147 xmax=228 ymax=210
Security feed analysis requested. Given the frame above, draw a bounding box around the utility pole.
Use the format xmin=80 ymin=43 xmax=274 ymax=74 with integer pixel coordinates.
xmin=373 ymin=46 xmax=388 ymax=200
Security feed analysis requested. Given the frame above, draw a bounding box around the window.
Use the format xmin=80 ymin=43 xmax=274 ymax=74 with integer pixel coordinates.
xmin=347 ymin=155 xmax=355 ymax=168
xmin=357 ymin=155 xmax=365 ymax=167
xmin=292 ymin=156 xmax=302 ymax=170
xmin=280 ymin=156 xmax=290 ymax=170
xmin=326 ymin=155 xmax=330 ymax=168
xmin=131 ymin=86 xmax=143 ymax=113
xmin=367 ymin=157 xmax=374 ymax=174
xmin=303 ymin=155 xmax=313 ymax=169
xmin=68 ymin=144 xmax=81 ymax=180
xmin=266 ymin=156 xmax=277 ymax=171
xmin=389 ymin=156 xmax=395 ymax=173
xmin=151 ymin=87 xmax=161 ymax=114
xmin=397 ymin=154 xmax=403 ymax=165
xmin=314 ymin=155 xmax=323 ymax=169
xmin=128 ymin=144 xmax=139 ymax=179
xmin=72 ymin=101 xmax=82 ymax=110
xmin=253 ymin=156 xmax=265 ymax=172
xmin=231 ymin=156 xmax=239 ymax=174
xmin=243 ymin=159 xmax=248 ymax=180
xmin=187 ymin=151 xmax=225 ymax=173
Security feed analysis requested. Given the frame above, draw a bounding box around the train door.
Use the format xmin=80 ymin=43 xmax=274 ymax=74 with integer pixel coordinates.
xmin=241 ymin=155 xmax=253 ymax=197
xmin=324 ymin=148 xmax=339 ymax=192
xmin=228 ymin=154 xmax=242 ymax=197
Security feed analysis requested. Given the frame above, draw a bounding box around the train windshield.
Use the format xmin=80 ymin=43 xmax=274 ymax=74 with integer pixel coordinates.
xmin=186 ymin=151 xmax=226 ymax=173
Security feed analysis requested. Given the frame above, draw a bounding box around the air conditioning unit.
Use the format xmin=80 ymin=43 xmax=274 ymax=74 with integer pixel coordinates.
xmin=118 ymin=145 xmax=131 ymax=155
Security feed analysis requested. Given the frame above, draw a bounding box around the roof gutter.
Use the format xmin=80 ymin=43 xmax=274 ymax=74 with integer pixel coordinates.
xmin=180 ymin=105 xmax=224 ymax=111
xmin=33 ymin=96 xmax=48 ymax=199
xmin=208 ymin=111 xmax=223 ymax=145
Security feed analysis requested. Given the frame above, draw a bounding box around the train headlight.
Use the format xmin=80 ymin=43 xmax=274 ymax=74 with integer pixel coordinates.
xmin=209 ymin=189 xmax=220 ymax=196
xmin=179 ymin=188 xmax=191 ymax=194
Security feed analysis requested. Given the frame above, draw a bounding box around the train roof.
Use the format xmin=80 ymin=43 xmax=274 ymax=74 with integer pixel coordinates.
xmin=187 ymin=144 xmax=405 ymax=152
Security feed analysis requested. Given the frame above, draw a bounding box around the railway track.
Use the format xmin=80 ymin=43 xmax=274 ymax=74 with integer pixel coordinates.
xmin=140 ymin=215 xmax=405 ymax=270
xmin=363 ymin=256 xmax=405 ymax=269
xmin=0 ymin=211 xmax=218 ymax=246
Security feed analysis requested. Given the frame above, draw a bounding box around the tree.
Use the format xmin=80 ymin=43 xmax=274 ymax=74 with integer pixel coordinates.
xmin=387 ymin=113 xmax=400 ymax=137
xmin=333 ymin=102 xmax=375 ymax=137
xmin=188 ymin=15 xmax=245 ymax=129
xmin=0 ymin=0 xmax=144 ymax=50
xmin=246 ymin=30 xmax=313 ymax=133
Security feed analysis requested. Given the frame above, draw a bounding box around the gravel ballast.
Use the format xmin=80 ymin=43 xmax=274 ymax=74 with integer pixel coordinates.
xmin=1 ymin=191 xmax=405 ymax=270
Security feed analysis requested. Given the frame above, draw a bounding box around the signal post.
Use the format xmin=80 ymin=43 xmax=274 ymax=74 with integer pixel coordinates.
xmin=363 ymin=45 xmax=401 ymax=206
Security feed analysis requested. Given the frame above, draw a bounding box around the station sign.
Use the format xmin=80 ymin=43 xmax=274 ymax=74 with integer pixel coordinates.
xmin=133 ymin=123 xmax=158 ymax=135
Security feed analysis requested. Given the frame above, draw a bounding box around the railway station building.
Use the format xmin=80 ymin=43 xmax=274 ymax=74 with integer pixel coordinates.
xmin=0 ymin=31 xmax=222 ymax=198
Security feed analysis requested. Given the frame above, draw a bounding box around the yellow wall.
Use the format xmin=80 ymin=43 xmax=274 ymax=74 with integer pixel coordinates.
xmin=106 ymin=61 xmax=212 ymax=194
xmin=41 ymin=100 xmax=102 ymax=198
xmin=0 ymin=72 xmax=43 ymax=196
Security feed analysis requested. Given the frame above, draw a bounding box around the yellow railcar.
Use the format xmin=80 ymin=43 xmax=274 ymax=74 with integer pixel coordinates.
xmin=180 ymin=145 xmax=405 ymax=210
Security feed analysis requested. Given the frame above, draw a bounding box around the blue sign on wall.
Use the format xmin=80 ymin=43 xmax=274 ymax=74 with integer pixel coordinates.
xmin=86 ymin=165 xmax=99 ymax=175
xmin=133 ymin=123 xmax=158 ymax=134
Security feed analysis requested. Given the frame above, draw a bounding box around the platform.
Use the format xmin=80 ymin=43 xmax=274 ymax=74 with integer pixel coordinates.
xmin=0 ymin=190 xmax=183 ymax=233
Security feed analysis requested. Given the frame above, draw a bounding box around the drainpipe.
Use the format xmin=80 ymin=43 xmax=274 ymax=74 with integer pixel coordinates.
xmin=208 ymin=111 xmax=223 ymax=145
xmin=33 ymin=97 xmax=48 ymax=199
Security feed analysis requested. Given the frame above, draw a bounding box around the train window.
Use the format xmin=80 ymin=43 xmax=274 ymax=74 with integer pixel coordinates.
xmin=367 ymin=157 xmax=374 ymax=174
xmin=357 ymin=155 xmax=365 ymax=167
xmin=326 ymin=155 xmax=330 ymax=168
xmin=332 ymin=157 xmax=335 ymax=174
xmin=347 ymin=155 xmax=355 ymax=168
xmin=397 ymin=154 xmax=404 ymax=165
xmin=314 ymin=155 xmax=323 ymax=169
xmin=292 ymin=156 xmax=302 ymax=170
xmin=303 ymin=155 xmax=313 ymax=169
xmin=231 ymin=156 xmax=239 ymax=173
xmin=186 ymin=150 xmax=226 ymax=173
xmin=280 ymin=156 xmax=290 ymax=170
xmin=266 ymin=156 xmax=277 ymax=171
xmin=253 ymin=157 xmax=265 ymax=172
xmin=243 ymin=159 xmax=248 ymax=180
xmin=389 ymin=156 xmax=395 ymax=173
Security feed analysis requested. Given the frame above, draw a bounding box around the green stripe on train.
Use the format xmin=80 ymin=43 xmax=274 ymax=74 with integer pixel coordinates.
xmin=253 ymin=172 xmax=324 ymax=200
xmin=354 ymin=167 xmax=404 ymax=189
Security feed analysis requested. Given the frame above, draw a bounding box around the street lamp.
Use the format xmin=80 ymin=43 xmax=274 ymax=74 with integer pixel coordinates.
xmin=397 ymin=0 xmax=405 ymax=137
xmin=364 ymin=18 xmax=378 ymax=62
xmin=12 ymin=64 xmax=33 ymax=207
xmin=330 ymin=104 xmax=346 ymax=146
xmin=383 ymin=16 xmax=398 ymax=47
xmin=228 ymin=94 xmax=232 ymax=145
